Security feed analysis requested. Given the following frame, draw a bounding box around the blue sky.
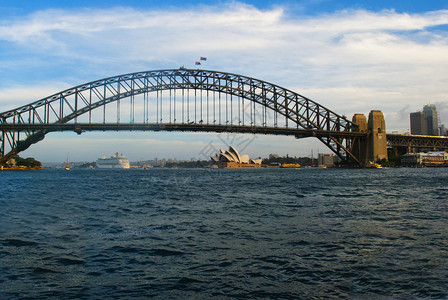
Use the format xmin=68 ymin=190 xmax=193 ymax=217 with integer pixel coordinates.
xmin=1 ymin=0 xmax=448 ymax=162
xmin=1 ymin=0 xmax=448 ymax=15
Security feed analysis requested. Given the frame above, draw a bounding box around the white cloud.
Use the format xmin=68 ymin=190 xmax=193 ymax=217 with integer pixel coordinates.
xmin=1 ymin=3 xmax=448 ymax=160
xmin=0 ymin=84 xmax=70 ymax=111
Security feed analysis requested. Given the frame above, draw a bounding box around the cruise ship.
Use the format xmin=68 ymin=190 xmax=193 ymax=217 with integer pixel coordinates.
xmin=96 ymin=153 xmax=130 ymax=169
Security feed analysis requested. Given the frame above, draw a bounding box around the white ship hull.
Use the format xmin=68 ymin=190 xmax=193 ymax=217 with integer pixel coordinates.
xmin=96 ymin=163 xmax=130 ymax=169
xmin=96 ymin=153 xmax=130 ymax=169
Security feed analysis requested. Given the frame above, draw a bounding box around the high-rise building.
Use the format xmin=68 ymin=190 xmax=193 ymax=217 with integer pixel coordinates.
xmin=410 ymin=104 xmax=439 ymax=136
xmin=423 ymin=104 xmax=438 ymax=136
xmin=410 ymin=111 xmax=425 ymax=135
xmin=440 ymin=124 xmax=447 ymax=136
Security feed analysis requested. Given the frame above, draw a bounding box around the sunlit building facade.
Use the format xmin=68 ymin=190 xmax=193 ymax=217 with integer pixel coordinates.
xmin=317 ymin=153 xmax=334 ymax=167
xmin=401 ymin=151 xmax=448 ymax=167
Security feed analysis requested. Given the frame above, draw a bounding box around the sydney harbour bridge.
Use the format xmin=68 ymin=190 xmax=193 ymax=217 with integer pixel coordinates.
xmin=1 ymin=68 xmax=448 ymax=166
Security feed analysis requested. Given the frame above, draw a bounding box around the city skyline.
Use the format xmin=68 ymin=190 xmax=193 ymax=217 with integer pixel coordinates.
xmin=410 ymin=104 xmax=443 ymax=136
xmin=1 ymin=1 xmax=448 ymax=162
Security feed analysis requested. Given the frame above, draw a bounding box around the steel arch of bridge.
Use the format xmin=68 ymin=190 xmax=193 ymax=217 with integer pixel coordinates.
xmin=0 ymin=68 xmax=363 ymax=165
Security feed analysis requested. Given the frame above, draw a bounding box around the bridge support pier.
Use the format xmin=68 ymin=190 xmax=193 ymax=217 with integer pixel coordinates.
xmin=351 ymin=113 xmax=368 ymax=164
xmin=368 ymin=110 xmax=388 ymax=162
xmin=352 ymin=110 xmax=388 ymax=165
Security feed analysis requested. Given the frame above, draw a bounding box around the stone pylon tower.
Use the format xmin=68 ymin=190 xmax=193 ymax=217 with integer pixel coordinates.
xmin=352 ymin=113 xmax=368 ymax=164
xmin=352 ymin=110 xmax=388 ymax=165
xmin=368 ymin=110 xmax=388 ymax=162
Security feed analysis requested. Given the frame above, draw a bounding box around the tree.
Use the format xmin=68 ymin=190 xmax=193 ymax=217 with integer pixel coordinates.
xmin=13 ymin=156 xmax=42 ymax=168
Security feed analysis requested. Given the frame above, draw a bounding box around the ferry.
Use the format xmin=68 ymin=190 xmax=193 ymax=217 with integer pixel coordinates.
xmin=96 ymin=153 xmax=130 ymax=169
xmin=366 ymin=161 xmax=382 ymax=169
xmin=280 ymin=163 xmax=301 ymax=168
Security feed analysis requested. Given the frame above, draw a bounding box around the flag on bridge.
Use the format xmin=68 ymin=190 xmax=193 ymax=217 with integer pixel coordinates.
xmin=195 ymin=61 xmax=201 ymax=65
xmin=200 ymin=57 xmax=207 ymax=61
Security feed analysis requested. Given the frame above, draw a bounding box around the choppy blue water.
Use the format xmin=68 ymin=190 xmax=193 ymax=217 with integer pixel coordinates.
xmin=0 ymin=167 xmax=447 ymax=299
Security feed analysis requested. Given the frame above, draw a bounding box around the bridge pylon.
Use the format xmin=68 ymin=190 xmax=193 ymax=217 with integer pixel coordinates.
xmin=368 ymin=110 xmax=388 ymax=162
xmin=351 ymin=113 xmax=368 ymax=164
xmin=352 ymin=110 xmax=388 ymax=165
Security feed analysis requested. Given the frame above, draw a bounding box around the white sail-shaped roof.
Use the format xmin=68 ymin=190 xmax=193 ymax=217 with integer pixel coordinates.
xmin=225 ymin=150 xmax=239 ymax=163
xmin=250 ymin=158 xmax=262 ymax=164
xmin=240 ymin=155 xmax=250 ymax=164
xmin=220 ymin=153 xmax=234 ymax=162
xmin=210 ymin=155 xmax=220 ymax=162
xmin=228 ymin=146 xmax=242 ymax=163
xmin=210 ymin=146 xmax=261 ymax=165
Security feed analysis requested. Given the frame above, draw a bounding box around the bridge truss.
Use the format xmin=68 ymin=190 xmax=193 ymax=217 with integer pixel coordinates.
xmin=387 ymin=134 xmax=448 ymax=150
xmin=0 ymin=69 xmax=362 ymax=165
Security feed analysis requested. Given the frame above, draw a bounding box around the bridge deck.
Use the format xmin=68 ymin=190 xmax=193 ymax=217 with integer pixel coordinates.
xmin=0 ymin=123 xmax=366 ymax=139
xmin=387 ymin=133 xmax=448 ymax=149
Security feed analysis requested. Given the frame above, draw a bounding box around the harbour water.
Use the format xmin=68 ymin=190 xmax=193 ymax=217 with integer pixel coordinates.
xmin=1 ymin=168 xmax=447 ymax=298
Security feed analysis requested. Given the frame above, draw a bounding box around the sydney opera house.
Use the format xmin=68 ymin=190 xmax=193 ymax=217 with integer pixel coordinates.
xmin=210 ymin=146 xmax=263 ymax=168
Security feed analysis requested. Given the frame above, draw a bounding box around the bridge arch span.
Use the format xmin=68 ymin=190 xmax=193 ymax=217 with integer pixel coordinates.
xmin=0 ymin=69 xmax=360 ymax=165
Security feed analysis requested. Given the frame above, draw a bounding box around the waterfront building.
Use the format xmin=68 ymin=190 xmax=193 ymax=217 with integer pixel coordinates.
xmin=401 ymin=151 xmax=448 ymax=167
xmin=401 ymin=153 xmax=422 ymax=166
xmin=318 ymin=153 xmax=334 ymax=167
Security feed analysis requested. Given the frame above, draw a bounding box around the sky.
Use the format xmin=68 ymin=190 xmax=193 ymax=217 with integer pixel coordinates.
xmin=1 ymin=0 xmax=448 ymax=162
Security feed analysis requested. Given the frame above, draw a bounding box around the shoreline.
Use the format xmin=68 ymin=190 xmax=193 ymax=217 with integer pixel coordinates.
xmin=0 ymin=166 xmax=44 ymax=171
